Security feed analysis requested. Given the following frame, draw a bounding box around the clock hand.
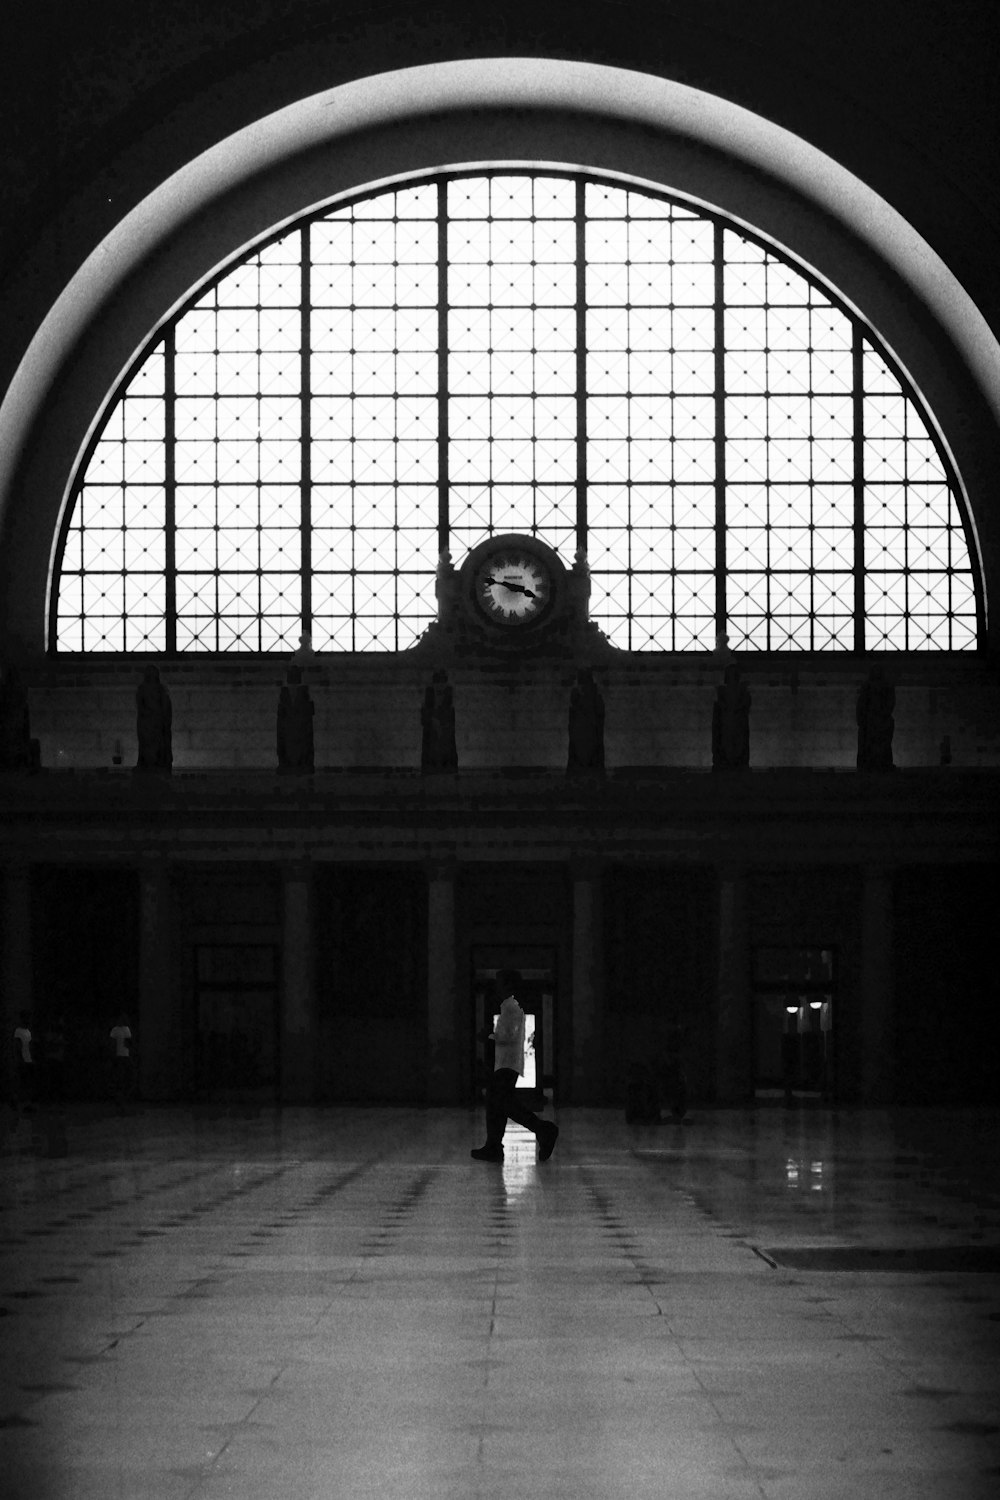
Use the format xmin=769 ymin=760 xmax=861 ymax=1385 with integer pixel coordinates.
xmin=484 ymin=575 xmax=536 ymax=599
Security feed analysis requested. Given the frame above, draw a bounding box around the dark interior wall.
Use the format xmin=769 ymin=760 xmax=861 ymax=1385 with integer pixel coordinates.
xmin=603 ymin=864 xmax=717 ymax=1104
xmin=893 ymin=865 xmax=999 ymax=1105
xmin=459 ymin=865 xmax=570 ymax=936
xmin=314 ymin=865 xmax=428 ymax=1102
xmin=29 ymin=865 xmax=140 ymax=1098
xmin=3 ymin=1 xmax=998 ymax=336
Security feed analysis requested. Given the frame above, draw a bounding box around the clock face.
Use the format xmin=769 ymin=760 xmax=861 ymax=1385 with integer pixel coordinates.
xmin=474 ymin=547 xmax=552 ymax=626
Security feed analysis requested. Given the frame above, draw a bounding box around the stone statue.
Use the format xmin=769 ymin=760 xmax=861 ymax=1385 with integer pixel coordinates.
xmin=277 ymin=665 xmax=315 ymax=773
xmin=421 ymin=670 xmax=457 ymax=772
xmin=292 ymin=630 xmax=317 ymax=665
xmin=712 ymin=663 xmax=751 ymax=771
xmin=856 ymin=663 xmax=895 ymax=770
xmin=567 ymin=667 xmax=605 ymax=774
xmin=435 ymin=547 xmax=460 ymax=628
xmin=0 ymin=662 xmax=41 ymax=771
xmin=569 ymin=546 xmax=593 ymax=591
xmin=135 ymin=665 xmax=172 ymax=773
xmin=712 ymin=628 xmax=734 ymax=662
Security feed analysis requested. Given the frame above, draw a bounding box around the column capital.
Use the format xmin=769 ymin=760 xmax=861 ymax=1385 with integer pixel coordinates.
xmin=425 ymin=855 xmax=458 ymax=884
xmin=569 ymin=852 xmax=602 ymax=883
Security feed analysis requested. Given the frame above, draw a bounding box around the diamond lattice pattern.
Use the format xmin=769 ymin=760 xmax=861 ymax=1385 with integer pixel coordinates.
xmin=55 ymin=174 xmax=977 ymax=652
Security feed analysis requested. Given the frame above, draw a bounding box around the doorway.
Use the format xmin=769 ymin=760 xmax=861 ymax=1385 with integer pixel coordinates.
xmin=193 ymin=944 xmax=280 ymax=1105
xmin=752 ymin=946 xmax=835 ymax=1103
xmin=471 ymin=946 xmax=556 ymax=1111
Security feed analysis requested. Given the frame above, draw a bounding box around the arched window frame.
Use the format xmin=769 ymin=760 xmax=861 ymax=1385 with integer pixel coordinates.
xmin=50 ymin=167 xmax=983 ymax=656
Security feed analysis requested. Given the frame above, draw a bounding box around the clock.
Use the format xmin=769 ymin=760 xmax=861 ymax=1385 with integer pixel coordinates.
xmin=467 ymin=535 xmax=560 ymax=631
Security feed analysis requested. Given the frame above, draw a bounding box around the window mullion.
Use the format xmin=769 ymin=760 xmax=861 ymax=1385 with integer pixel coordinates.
xmin=853 ymin=327 xmax=865 ymax=652
xmin=165 ymin=324 xmax=177 ymax=656
xmin=437 ymin=179 xmax=450 ymax=556
xmin=713 ymin=222 xmax=727 ymax=644
xmin=300 ymin=224 xmax=313 ymax=640
xmin=575 ymin=177 xmax=588 ymax=555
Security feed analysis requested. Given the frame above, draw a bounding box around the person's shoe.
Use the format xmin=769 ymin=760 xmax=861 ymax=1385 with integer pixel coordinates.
xmin=537 ymin=1122 xmax=559 ymax=1161
xmin=470 ymin=1144 xmax=504 ymax=1162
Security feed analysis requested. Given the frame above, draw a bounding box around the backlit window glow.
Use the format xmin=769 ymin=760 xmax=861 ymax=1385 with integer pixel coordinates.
xmin=54 ymin=171 xmax=978 ymax=653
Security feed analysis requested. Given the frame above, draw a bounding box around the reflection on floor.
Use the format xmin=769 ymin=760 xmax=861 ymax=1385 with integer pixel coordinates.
xmin=2 ymin=1104 xmax=999 ymax=1499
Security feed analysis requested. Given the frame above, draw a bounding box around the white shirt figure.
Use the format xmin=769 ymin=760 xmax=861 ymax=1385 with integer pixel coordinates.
xmin=13 ymin=1024 xmax=32 ymax=1063
xmin=492 ymin=994 xmax=525 ymax=1076
xmin=110 ymin=1023 xmax=132 ymax=1058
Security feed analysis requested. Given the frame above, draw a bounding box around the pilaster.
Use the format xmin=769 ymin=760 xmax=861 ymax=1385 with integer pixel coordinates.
xmin=426 ymin=858 xmax=459 ymax=1104
xmin=570 ymin=854 xmax=602 ymax=1103
xmin=280 ymin=860 xmax=315 ymax=1102
xmin=715 ymin=864 xmax=751 ymax=1104
xmin=138 ymin=856 xmax=174 ymax=1099
xmin=860 ymin=865 xmax=894 ymax=1103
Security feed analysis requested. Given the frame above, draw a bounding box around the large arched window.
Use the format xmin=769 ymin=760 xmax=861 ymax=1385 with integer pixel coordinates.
xmin=53 ymin=170 xmax=979 ymax=653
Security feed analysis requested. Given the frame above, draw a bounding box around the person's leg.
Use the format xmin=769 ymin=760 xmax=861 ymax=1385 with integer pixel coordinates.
xmin=505 ymin=1092 xmax=559 ymax=1159
xmin=474 ymin=1071 xmax=559 ymax=1160
xmin=473 ymin=1069 xmax=520 ymax=1159
xmin=505 ymin=1093 xmax=543 ymax=1135
xmin=485 ymin=1068 xmax=518 ymax=1146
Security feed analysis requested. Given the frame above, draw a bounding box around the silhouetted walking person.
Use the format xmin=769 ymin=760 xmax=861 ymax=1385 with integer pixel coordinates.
xmin=471 ymin=970 xmax=558 ymax=1162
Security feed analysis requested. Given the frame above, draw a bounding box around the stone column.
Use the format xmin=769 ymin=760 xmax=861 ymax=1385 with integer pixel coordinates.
xmin=571 ymin=855 xmax=602 ymax=1104
xmin=1 ymin=866 xmax=32 ymax=1084
xmin=426 ymin=860 xmax=458 ymax=1104
xmin=860 ymin=865 xmax=894 ymax=1103
xmin=715 ymin=864 xmax=751 ymax=1104
xmin=138 ymin=857 xmax=174 ymax=1100
xmin=280 ymin=861 xmax=315 ymax=1103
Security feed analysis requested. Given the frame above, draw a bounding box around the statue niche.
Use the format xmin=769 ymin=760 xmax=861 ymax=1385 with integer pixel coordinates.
xmin=135 ymin=665 xmax=172 ymax=773
xmin=856 ymin=664 xmax=895 ymax=770
xmin=712 ymin=664 xmax=751 ymax=772
xmin=277 ymin=665 xmax=315 ymax=773
xmin=567 ymin=667 xmax=605 ymax=775
xmin=421 ymin=670 xmax=458 ymax=773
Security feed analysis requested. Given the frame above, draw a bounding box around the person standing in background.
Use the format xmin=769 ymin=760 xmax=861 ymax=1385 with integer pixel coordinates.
xmin=12 ymin=1010 xmax=36 ymax=1111
xmin=109 ymin=1012 xmax=135 ymax=1111
xmin=42 ymin=1013 xmax=69 ymax=1106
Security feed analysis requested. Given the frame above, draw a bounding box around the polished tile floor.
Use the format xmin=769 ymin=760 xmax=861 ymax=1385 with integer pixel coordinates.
xmin=1 ymin=1103 xmax=999 ymax=1500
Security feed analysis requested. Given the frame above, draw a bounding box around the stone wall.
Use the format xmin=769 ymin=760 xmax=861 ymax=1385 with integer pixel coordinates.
xmin=20 ymin=658 xmax=1000 ymax=772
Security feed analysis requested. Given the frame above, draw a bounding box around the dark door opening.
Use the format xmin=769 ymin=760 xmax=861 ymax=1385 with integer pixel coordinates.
xmin=193 ymin=944 xmax=280 ymax=1106
xmin=752 ymin=946 xmax=835 ymax=1103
